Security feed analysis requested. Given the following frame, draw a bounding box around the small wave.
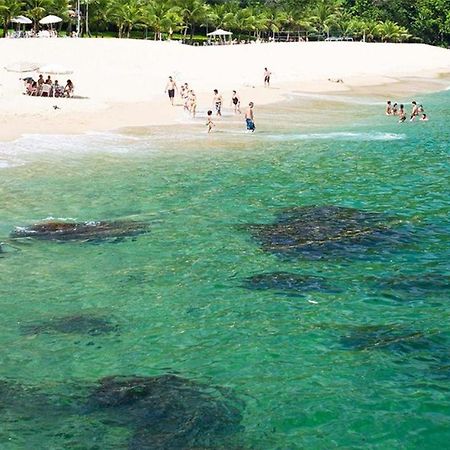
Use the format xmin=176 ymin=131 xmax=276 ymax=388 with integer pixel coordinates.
xmin=265 ymin=131 xmax=405 ymax=142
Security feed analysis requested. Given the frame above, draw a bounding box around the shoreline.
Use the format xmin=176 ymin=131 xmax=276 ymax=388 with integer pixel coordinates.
xmin=1 ymin=40 xmax=450 ymax=142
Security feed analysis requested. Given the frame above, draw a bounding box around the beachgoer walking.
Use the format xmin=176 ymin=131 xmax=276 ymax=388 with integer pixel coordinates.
xmin=165 ymin=76 xmax=178 ymax=106
xmin=213 ymin=89 xmax=223 ymax=116
xmin=410 ymin=101 xmax=419 ymax=121
xmin=206 ymin=110 xmax=215 ymax=133
xmin=264 ymin=68 xmax=271 ymax=87
xmin=231 ymin=90 xmax=241 ymax=114
xmin=398 ymin=104 xmax=406 ymax=123
xmin=385 ymin=100 xmax=392 ymax=115
xmin=245 ymin=102 xmax=255 ymax=132
xmin=189 ymin=90 xmax=197 ymax=118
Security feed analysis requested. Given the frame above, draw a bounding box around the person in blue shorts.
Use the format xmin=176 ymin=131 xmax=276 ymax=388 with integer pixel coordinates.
xmin=245 ymin=102 xmax=255 ymax=132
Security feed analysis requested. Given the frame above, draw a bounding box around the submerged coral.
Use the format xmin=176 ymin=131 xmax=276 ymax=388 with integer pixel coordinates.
xmin=242 ymin=272 xmax=335 ymax=296
xmin=87 ymin=374 xmax=244 ymax=449
xmin=243 ymin=205 xmax=407 ymax=259
xmin=20 ymin=314 xmax=119 ymax=336
xmin=10 ymin=220 xmax=150 ymax=242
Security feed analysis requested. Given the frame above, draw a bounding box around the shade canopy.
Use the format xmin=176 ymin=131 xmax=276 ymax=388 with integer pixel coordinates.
xmin=11 ymin=15 xmax=32 ymax=25
xmin=4 ymin=62 xmax=40 ymax=73
xmin=38 ymin=63 xmax=73 ymax=75
xmin=39 ymin=15 xmax=63 ymax=25
xmin=207 ymin=29 xmax=233 ymax=37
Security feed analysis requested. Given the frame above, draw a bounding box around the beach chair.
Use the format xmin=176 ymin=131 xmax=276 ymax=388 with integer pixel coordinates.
xmin=40 ymin=84 xmax=51 ymax=97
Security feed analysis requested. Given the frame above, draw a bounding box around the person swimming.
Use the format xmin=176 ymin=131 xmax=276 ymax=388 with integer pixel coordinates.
xmin=420 ymin=113 xmax=429 ymax=121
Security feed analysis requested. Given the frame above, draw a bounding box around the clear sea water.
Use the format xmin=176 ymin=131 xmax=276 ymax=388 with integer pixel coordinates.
xmin=0 ymin=87 xmax=449 ymax=449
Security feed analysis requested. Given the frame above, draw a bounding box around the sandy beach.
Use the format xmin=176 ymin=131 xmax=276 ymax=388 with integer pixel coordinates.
xmin=1 ymin=39 xmax=450 ymax=141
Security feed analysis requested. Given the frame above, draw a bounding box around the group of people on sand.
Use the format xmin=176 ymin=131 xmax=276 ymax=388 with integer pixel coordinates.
xmin=386 ymin=100 xmax=428 ymax=123
xmin=23 ymin=74 xmax=74 ymax=98
xmin=165 ymin=72 xmax=261 ymax=134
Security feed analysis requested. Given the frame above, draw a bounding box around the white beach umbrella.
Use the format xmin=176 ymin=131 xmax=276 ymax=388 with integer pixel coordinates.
xmin=4 ymin=62 xmax=40 ymax=73
xmin=38 ymin=63 xmax=73 ymax=75
xmin=207 ymin=29 xmax=233 ymax=37
xmin=39 ymin=15 xmax=63 ymax=25
xmin=11 ymin=15 xmax=32 ymax=24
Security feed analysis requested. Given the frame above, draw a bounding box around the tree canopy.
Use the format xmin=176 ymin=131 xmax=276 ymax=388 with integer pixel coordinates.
xmin=0 ymin=0 xmax=449 ymax=45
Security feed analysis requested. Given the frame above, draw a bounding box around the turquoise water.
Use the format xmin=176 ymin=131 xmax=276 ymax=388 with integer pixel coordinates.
xmin=0 ymin=88 xmax=449 ymax=449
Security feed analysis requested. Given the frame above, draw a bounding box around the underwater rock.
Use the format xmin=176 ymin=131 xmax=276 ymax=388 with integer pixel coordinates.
xmin=242 ymin=272 xmax=335 ymax=295
xmin=87 ymin=374 xmax=244 ymax=449
xmin=244 ymin=205 xmax=406 ymax=259
xmin=20 ymin=314 xmax=119 ymax=336
xmin=10 ymin=220 xmax=150 ymax=242
xmin=339 ymin=324 xmax=446 ymax=354
xmin=375 ymin=273 xmax=450 ymax=297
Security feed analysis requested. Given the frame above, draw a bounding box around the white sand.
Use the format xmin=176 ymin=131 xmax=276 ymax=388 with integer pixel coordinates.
xmin=1 ymin=39 xmax=449 ymax=140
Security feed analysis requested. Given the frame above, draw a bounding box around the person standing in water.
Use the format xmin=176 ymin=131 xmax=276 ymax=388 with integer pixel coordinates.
xmin=213 ymin=89 xmax=223 ymax=116
xmin=231 ymin=90 xmax=241 ymax=114
xmin=188 ymin=90 xmax=197 ymax=118
xmin=385 ymin=100 xmax=392 ymax=115
xmin=264 ymin=68 xmax=271 ymax=87
xmin=165 ymin=76 xmax=178 ymax=106
xmin=410 ymin=101 xmax=419 ymax=121
xmin=206 ymin=110 xmax=215 ymax=133
xmin=245 ymin=102 xmax=255 ymax=132
xmin=398 ymin=104 xmax=406 ymax=123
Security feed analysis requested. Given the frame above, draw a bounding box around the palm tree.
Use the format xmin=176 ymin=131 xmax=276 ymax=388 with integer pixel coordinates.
xmin=177 ymin=0 xmax=207 ymax=42
xmin=309 ymin=0 xmax=340 ymax=39
xmin=26 ymin=0 xmax=51 ymax=31
xmin=209 ymin=1 xmax=236 ymax=31
xmin=377 ymin=20 xmax=410 ymax=42
xmin=0 ymin=0 xmax=24 ymax=37
xmin=265 ymin=8 xmax=287 ymax=40
xmin=356 ymin=18 xmax=379 ymax=42
xmin=143 ymin=0 xmax=181 ymax=40
xmin=332 ymin=10 xmax=356 ymax=38
xmin=108 ymin=0 xmax=143 ymax=38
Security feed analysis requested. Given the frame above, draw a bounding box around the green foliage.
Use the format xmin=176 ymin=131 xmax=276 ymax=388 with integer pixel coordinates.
xmin=1 ymin=0 xmax=448 ymax=44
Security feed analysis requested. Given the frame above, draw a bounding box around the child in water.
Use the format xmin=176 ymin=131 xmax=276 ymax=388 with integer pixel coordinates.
xmin=206 ymin=110 xmax=215 ymax=133
xmin=420 ymin=113 xmax=429 ymax=121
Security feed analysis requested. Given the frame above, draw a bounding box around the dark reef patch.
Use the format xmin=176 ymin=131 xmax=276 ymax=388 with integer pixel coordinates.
xmin=10 ymin=219 xmax=150 ymax=242
xmin=243 ymin=205 xmax=408 ymax=259
xmin=374 ymin=273 xmax=450 ymax=298
xmin=339 ymin=324 xmax=448 ymax=355
xmin=242 ymin=272 xmax=336 ymax=296
xmin=87 ymin=374 xmax=244 ymax=449
xmin=20 ymin=314 xmax=119 ymax=336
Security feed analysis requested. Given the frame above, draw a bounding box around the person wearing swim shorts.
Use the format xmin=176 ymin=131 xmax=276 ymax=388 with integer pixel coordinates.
xmin=165 ymin=76 xmax=178 ymax=106
xmin=245 ymin=102 xmax=255 ymax=132
xmin=213 ymin=89 xmax=223 ymax=116
xmin=231 ymin=90 xmax=241 ymax=114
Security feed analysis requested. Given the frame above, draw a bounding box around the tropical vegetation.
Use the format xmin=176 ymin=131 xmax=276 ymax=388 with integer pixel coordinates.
xmin=0 ymin=0 xmax=449 ymax=45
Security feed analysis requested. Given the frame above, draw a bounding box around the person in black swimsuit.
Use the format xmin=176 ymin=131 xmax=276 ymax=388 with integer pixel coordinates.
xmin=231 ymin=90 xmax=241 ymax=114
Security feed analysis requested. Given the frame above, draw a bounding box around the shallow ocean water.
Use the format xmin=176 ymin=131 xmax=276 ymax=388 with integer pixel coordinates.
xmin=0 ymin=88 xmax=449 ymax=449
